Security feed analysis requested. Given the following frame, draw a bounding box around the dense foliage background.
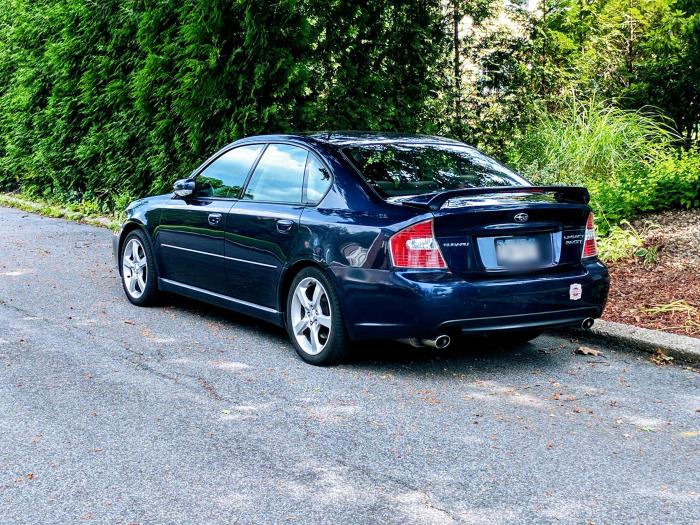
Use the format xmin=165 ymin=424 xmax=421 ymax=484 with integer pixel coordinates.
xmin=0 ymin=0 xmax=698 ymax=229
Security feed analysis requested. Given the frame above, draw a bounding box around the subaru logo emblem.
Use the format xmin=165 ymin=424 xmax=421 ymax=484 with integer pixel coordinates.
xmin=514 ymin=213 xmax=529 ymax=223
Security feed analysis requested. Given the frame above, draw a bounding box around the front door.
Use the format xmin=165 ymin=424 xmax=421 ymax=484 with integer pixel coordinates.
xmin=157 ymin=197 xmax=233 ymax=293
xmin=226 ymin=143 xmax=309 ymax=308
xmin=156 ymin=143 xmax=265 ymax=294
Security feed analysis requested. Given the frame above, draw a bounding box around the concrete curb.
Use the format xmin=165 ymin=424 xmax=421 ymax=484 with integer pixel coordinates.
xmin=566 ymin=319 xmax=700 ymax=364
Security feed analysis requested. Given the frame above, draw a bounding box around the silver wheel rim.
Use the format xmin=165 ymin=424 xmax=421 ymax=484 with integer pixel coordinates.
xmin=122 ymin=238 xmax=148 ymax=299
xmin=290 ymin=277 xmax=332 ymax=356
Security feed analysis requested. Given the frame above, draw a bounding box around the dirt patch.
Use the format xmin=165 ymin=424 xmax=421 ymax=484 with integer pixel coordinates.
xmin=603 ymin=209 xmax=700 ymax=338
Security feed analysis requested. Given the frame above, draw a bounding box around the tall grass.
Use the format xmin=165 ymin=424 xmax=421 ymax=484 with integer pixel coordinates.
xmin=509 ymin=98 xmax=677 ymax=185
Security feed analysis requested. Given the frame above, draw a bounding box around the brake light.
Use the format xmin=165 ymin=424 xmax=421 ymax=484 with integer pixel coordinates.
xmin=582 ymin=212 xmax=598 ymax=258
xmin=389 ymin=219 xmax=447 ymax=269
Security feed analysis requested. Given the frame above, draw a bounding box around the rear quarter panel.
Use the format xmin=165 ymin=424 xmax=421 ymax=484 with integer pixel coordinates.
xmin=286 ymin=148 xmax=424 ymax=313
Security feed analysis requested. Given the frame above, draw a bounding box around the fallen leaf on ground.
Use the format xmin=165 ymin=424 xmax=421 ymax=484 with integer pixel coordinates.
xmin=574 ymin=346 xmax=604 ymax=357
xmin=650 ymin=350 xmax=674 ymax=365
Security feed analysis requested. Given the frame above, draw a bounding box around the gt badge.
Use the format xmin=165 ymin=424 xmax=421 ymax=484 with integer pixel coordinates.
xmin=570 ymin=283 xmax=582 ymax=301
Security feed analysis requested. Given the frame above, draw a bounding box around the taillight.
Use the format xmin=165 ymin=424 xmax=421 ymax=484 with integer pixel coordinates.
xmin=389 ymin=219 xmax=447 ymax=269
xmin=582 ymin=212 xmax=598 ymax=258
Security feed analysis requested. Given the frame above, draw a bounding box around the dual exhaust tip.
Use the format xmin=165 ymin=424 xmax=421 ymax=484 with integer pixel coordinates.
xmin=581 ymin=317 xmax=595 ymax=330
xmin=423 ymin=334 xmax=452 ymax=349
xmin=400 ymin=334 xmax=452 ymax=349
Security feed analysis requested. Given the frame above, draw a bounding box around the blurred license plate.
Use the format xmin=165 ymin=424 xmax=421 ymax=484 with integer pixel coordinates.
xmin=495 ymin=237 xmax=540 ymax=266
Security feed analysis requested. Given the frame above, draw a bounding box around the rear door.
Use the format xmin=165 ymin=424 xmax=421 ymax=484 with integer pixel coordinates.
xmin=225 ymin=143 xmax=309 ymax=308
xmin=156 ymin=144 xmax=264 ymax=293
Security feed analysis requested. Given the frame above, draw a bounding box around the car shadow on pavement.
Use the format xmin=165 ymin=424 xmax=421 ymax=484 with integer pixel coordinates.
xmin=345 ymin=336 xmax=561 ymax=373
xmin=161 ymin=293 xmax=562 ymax=373
xmin=163 ymin=292 xmax=288 ymax=332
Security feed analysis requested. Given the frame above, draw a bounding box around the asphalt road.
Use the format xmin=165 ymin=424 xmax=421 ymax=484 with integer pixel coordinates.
xmin=0 ymin=206 xmax=698 ymax=525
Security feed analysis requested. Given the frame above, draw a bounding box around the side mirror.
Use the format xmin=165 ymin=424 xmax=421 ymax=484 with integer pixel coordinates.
xmin=173 ymin=178 xmax=195 ymax=198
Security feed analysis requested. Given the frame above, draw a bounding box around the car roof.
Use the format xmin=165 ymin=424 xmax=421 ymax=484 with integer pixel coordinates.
xmin=235 ymin=131 xmax=463 ymax=149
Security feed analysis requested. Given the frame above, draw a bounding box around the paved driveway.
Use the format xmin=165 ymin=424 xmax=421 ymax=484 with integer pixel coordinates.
xmin=0 ymin=206 xmax=698 ymax=524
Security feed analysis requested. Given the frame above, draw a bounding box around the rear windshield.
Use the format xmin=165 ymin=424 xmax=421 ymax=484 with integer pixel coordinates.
xmin=343 ymin=143 xmax=527 ymax=198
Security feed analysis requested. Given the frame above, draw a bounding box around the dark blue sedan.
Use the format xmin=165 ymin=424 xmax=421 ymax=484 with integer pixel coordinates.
xmin=114 ymin=132 xmax=609 ymax=365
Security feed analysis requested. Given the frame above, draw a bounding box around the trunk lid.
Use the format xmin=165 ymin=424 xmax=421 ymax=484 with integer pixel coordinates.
xmin=405 ymin=187 xmax=591 ymax=276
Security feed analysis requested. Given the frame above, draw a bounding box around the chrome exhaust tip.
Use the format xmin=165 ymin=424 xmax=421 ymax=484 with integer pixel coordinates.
xmin=581 ymin=317 xmax=595 ymax=330
xmin=421 ymin=334 xmax=451 ymax=349
xmin=397 ymin=334 xmax=452 ymax=349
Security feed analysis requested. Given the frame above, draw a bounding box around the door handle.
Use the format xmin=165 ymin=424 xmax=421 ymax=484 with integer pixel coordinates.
xmin=276 ymin=219 xmax=294 ymax=234
xmin=208 ymin=213 xmax=223 ymax=226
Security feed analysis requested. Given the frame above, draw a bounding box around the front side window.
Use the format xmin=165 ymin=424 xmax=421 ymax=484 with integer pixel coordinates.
xmin=196 ymin=144 xmax=264 ymax=198
xmin=343 ymin=143 xmax=527 ymax=198
xmin=305 ymin=154 xmax=332 ymax=203
xmin=243 ymin=144 xmax=308 ymax=203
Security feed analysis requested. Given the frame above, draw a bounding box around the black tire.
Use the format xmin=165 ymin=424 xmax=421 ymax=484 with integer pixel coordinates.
xmin=487 ymin=329 xmax=543 ymax=346
xmin=119 ymin=229 xmax=160 ymax=306
xmin=285 ymin=266 xmax=349 ymax=365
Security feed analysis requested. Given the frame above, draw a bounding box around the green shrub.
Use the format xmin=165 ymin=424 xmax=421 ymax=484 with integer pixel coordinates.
xmin=596 ymin=221 xmax=644 ymax=262
xmin=646 ymin=148 xmax=700 ymax=210
xmin=596 ymin=220 xmax=659 ymax=267
xmin=588 ymin=148 xmax=700 ymax=229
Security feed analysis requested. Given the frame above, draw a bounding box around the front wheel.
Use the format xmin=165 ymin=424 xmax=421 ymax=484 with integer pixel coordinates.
xmin=285 ymin=267 xmax=349 ymax=365
xmin=120 ymin=230 xmax=160 ymax=306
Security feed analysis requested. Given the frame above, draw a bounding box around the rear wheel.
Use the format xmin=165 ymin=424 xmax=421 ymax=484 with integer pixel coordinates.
xmin=286 ymin=267 xmax=349 ymax=365
xmin=487 ymin=329 xmax=543 ymax=346
xmin=120 ymin=230 xmax=159 ymax=306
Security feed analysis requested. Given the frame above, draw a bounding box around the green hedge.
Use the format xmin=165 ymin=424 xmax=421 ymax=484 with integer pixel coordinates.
xmin=0 ymin=0 xmax=447 ymax=211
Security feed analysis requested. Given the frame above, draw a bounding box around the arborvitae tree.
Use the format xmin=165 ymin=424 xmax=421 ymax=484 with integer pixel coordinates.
xmin=0 ymin=0 xmax=313 ymax=205
xmin=301 ymin=0 xmax=448 ymax=133
xmin=133 ymin=0 xmax=312 ymax=194
xmin=622 ymin=0 xmax=700 ymax=145
xmin=0 ymin=0 xmax=70 ymax=193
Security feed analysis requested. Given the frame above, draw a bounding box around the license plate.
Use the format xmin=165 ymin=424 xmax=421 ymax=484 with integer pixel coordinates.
xmin=495 ymin=237 xmax=541 ymax=266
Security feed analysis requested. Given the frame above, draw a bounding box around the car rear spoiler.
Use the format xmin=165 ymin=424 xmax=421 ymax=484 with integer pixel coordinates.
xmin=399 ymin=185 xmax=590 ymax=211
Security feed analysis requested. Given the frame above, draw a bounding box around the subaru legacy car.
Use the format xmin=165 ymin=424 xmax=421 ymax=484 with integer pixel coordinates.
xmin=114 ymin=132 xmax=609 ymax=365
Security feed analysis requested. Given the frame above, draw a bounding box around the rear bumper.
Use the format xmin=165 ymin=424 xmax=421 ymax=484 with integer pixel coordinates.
xmin=331 ymin=260 xmax=609 ymax=340
xmin=439 ymin=306 xmax=601 ymax=333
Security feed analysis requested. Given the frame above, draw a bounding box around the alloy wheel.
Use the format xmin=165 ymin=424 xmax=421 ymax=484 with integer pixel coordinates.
xmin=290 ymin=277 xmax=332 ymax=356
xmin=122 ymin=238 xmax=148 ymax=299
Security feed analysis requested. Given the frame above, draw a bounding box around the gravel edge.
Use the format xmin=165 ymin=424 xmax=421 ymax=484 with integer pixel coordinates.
xmin=0 ymin=194 xmax=119 ymax=230
xmin=566 ymin=319 xmax=700 ymax=364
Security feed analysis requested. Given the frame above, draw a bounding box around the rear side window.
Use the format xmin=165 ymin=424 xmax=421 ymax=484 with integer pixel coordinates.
xmin=305 ymin=154 xmax=332 ymax=204
xmin=343 ymin=143 xmax=527 ymax=198
xmin=243 ymin=144 xmax=308 ymax=203
xmin=196 ymin=144 xmax=264 ymax=198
